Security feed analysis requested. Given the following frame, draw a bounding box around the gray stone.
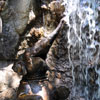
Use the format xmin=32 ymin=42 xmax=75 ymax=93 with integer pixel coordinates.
xmin=13 ymin=0 xmax=32 ymax=34
xmin=0 ymin=0 xmax=33 ymax=59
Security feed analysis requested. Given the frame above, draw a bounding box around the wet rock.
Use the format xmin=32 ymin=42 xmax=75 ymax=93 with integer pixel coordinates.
xmin=52 ymin=86 xmax=70 ymax=100
xmin=0 ymin=0 xmax=71 ymax=100
xmin=0 ymin=0 xmax=33 ymax=59
xmin=17 ymin=81 xmax=50 ymax=100
xmin=45 ymin=22 xmax=72 ymax=99
xmin=12 ymin=57 xmax=48 ymax=79
xmin=17 ymin=81 xmax=70 ymax=100
xmin=25 ymin=57 xmax=48 ymax=75
xmin=12 ymin=60 xmax=27 ymax=76
xmin=46 ymin=22 xmax=69 ymax=70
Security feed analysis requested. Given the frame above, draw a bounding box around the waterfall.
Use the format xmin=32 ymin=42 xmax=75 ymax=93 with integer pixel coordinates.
xmin=62 ymin=0 xmax=100 ymax=100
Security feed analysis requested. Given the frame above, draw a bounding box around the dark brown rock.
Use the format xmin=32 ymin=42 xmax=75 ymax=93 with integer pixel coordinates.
xmin=12 ymin=57 xmax=48 ymax=79
xmin=17 ymin=81 xmax=50 ymax=100
xmin=17 ymin=81 xmax=70 ymax=100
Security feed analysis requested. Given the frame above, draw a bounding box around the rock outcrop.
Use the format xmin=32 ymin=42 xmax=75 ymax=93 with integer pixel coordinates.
xmin=0 ymin=0 xmax=71 ymax=100
xmin=0 ymin=0 xmax=32 ymax=59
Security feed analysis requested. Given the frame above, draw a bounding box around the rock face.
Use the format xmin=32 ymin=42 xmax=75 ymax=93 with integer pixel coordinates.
xmin=1 ymin=0 xmax=100 ymax=100
xmin=0 ymin=0 xmax=71 ymax=100
xmin=0 ymin=0 xmax=32 ymax=59
xmin=13 ymin=0 xmax=32 ymax=34
xmin=0 ymin=0 xmax=35 ymax=99
xmin=46 ymin=23 xmax=72 ymax=99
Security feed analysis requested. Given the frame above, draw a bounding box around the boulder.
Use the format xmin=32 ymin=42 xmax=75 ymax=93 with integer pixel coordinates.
xmin=0 ymin=61 xmax=21 ymax=100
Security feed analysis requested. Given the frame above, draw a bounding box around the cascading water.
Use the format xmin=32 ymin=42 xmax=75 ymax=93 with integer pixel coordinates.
xmin=62 ymin=0 xmax=100 ymax=100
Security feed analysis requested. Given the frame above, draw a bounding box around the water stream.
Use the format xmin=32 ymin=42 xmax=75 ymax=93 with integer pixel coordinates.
xmin=63 ymin=0 xmax=100 ymax=100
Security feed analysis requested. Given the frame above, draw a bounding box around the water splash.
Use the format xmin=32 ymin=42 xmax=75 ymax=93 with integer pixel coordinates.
xmin=63 ymin=0 xmax=100 ymax=99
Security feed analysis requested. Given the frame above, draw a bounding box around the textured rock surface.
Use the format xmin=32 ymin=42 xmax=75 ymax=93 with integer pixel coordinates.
xmin=0 ymin=0 xmax=34 ymax=99
xmin=0 ymin=0 xmax=32 ymax=59
xmin=46 ymin=23 xmax=72 ymax=100
xmin=0 ymin=0 xmax=71 ymax=100
xmin=13 ymin=0 xmax=32 ymax=34
xmin=0 ymin=61 xmax=21 ymax=100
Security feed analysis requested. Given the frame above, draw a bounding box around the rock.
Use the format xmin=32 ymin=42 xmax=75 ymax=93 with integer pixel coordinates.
xmin=41 ymin=1 xmax=64 ymax=33
xmin=17 ymin=81 xmax=50 ymax=100
xmin=17 ymin=81 xmax=70 ymax=100
xmin=46 ymin=22 xmax=69 ymax=70
xmin=12 ymin=60 xmax=27 ymax=76
xmin=12 ymin=0 xmax=32 ymax=34
xmin=25 ymin=57 xmax=48 ymax=75
xmin=13 ymin=56 xmax=48 ymax=79
xmin=0 ymin=61 xmax=22 ymax=100
xmin=0 ymin=0 xmax=6 ymax=11
xmin=32 ymin=0 xmax=42 ymax=16
xmin=29 ymin=27 xmax=45 ymax=39
xmin=28 ymin=10 xmax=36 ymax=24
xmin=48 ymin=1 xmax=65 ymax=15
xmin=0 ymin=34 xmax=19 ymax=59
xmin=41 ymin=5 xmax=48 ymax=10
xmin=0 ymin=0 xmax=19 ymax=59
xmin=0 ymin=0 xmax=33 ymax=59
xmin=52 ymin=86 xmax=70 ymax=100
xmin=46 ymin=22 xmax=72 ymax=99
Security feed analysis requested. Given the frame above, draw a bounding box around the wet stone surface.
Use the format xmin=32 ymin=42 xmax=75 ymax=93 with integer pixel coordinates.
xmin=0 ymin=0 xmax=71 ymax=100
